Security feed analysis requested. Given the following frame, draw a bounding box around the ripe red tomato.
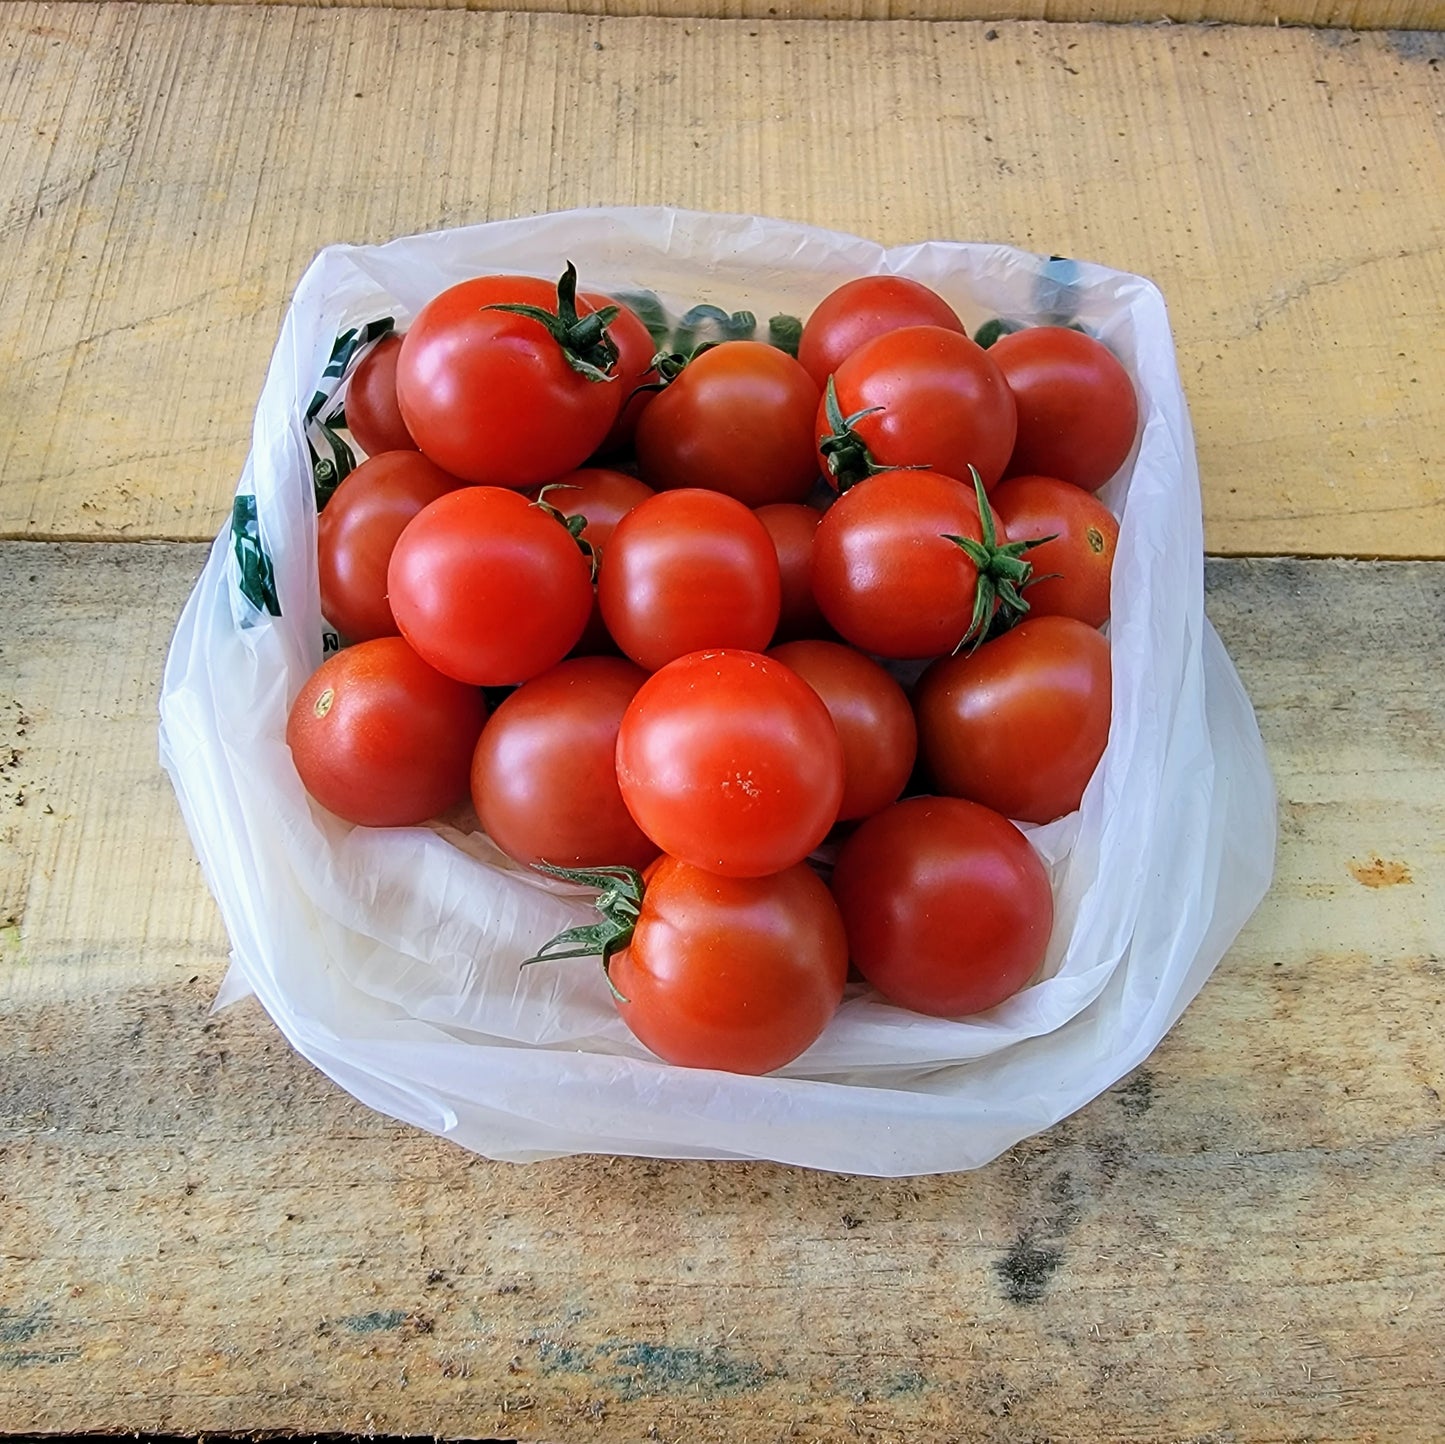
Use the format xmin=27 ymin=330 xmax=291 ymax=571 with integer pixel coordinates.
xmin=395 ymin=269 xmax=624 ymax=488
xmin=810 ymin=469 xmax=987 ymax=659
xmin=754 ymin=502 xmax=829 ymax=643
xmin=989 ymin=327 xmax=1139 ymax=491
xmin=470 ymin=656 xmax=655 ymax=870
xmin=914 ymin=616 xmax=1112 ymax=824
xmin=797 ymin=275 xmax=964 ymax=390
xmin=768 ymin=640 xmax=916 ymax=822
xmin=286 ymin=637 xmax=486 ymax=828
xmin=387 ymin=486 xmax=593 ymax=686
xmin=581 ymin=293 xmax=658 ymax=456
xmin=989 ymin=474 xmax=1118 ymax=629
xmin=818 ymin=326 xmax=1017 ymax=493
xmin=344 ymin=333 xmax=417 ymax=456
xmin=831 ymin=796 xmax=1053 ymax=1018
xmin=597 ymin=489 xmax=781 ymax=673
xmin=539 ymin=467 xmax=656 ymax=655
xmin=634 ymin=341 xmax=821 ymax=507
xmin=316 ymin=450 xmax=464 ymax=643
xmin=611 ymin=857 xmax=848 ymax=1073
xmin=615 ymin=649 xmax=844 ymax=878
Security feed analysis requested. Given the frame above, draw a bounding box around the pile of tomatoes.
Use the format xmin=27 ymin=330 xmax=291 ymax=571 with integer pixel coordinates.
xmin=286 ymin=263 xmax=1138 ymax=1077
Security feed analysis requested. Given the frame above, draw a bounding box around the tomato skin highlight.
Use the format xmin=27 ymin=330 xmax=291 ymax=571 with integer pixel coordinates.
xmin=286 ymin=637 xmax=486 ymax=828
xmin=831 ymin=795 xmax=1053 ymax=1018
xmin=914 ymin=615 xmax=1112 ymax=825
xmin=810 ymin=469 xmax=986 ymax=660
xmin=989 ymin=474 xmax=1118 ymax=629
xmin=610 ymin=856 xmax=848 ymax=1075
xmin=345 ymin=333 xmax=418 ymax=456
xmin=615 ymin=649 xmax=844 ymax=878
xmin=470 ymin=656 xmax=655 ymax=870
xmin=396 ymin=275 xmax=623 ymax=488
xmin=754 ymin=502 xmax=830 ymax=644
xmin=317 ymin=450 xmax=465 ymax=643
xmin=635 ymin=341 xmax=821 ymax=507
xmin=387 ymin=486 xmax=594 ymax=686
xmin=768 ymin=639 xmax=916 ymax=822
xmin=819 ymin=325 xmax=1017 ymax=493
xmin=597 ymin=489 xmax=781 ymax=673
xmin=989 ymin=326 xmax=1139 ymax=491
xmin=797 ymin=275 xmax=964 ymax=390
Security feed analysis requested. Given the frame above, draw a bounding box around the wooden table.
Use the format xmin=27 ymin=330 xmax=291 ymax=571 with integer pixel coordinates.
xmin=3 ymin=3 xmax=1443 ymax=1439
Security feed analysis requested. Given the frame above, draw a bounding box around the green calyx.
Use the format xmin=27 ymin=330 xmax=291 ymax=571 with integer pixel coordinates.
xmin=943 ymin=468 xmax=1056 ymax=651
xmin=816 ymin=375 xmax=910 ymax=492
xmin=481 ymin=261 xmax=621 ymax=382
xmin=532 ymin=484 xmax=597 ymax=579
xmin=520 ymin=863 xmax=646 ymax=1002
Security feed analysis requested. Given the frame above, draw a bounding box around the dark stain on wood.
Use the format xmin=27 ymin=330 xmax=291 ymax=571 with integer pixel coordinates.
xmin=994 ymin=1236 xmax=1065 ymax=1305
xmin=537 ymin=1338 xmax=769 ymax=1400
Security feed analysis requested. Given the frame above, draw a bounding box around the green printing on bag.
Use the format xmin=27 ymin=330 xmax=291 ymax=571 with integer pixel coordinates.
xmin=308 ymin=316 xmax=397 ymax=511
xmin=232 ymin=494 xmax=281 ymax=619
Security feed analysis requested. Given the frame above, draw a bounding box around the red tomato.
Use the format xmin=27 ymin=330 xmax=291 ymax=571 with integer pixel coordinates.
xmin=811 ymin=469 xmax=987 ymax=659
xmin=616 ymin=649 xmax=844 ymax=878
xmin=388 ymin=487 xmax=593 ymax=686
xmin=754 ymin=502 xmax=829 ymax=643
xmin=470 ymin=656 xmax=655 ymax=870
xmin=597 ymin=489 xmax=781 ymax=673
xmin=286 ymin=637 xmax=486 ymax=828
xmin=613 ymin=858 xmax=848 ymax=1073
xmin=344 ymin=333 xmax=417 ymax=456
xmin=818 ymin=326 xmax=1017 ymax=493
xmin=396 ymin=269 xmax=623 ymax=488
xmin=831 ymin=796 xmax=1053 ymax=1017
xmin=316 ymin=450 xmax=465 ymax=642
xmin=797 ymin=275 xmax=964 ymax=390
xmin=539 ymin=467 xmax=656 ymax=655
xmin=989 ymin=327 xmax=1139 ymax=491
xmin=914 ymin=616 xmax=1112 ymax=824
xmin=990 ymin=474 xmax=1118 ymax=629
xmin=768 ymin=640 xmax=916 ymax=821
xmin=582 ymin=293 xmax=658 ymax=456
xmin=634 ymin=341 xmax=821 ymax=507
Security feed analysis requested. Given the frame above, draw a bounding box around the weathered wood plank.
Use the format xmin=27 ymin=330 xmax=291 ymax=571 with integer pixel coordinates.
xmin=81 ymin=0 xmax=1445 ymax=29
xmin=0 ymin=6 xmax=1441 ymax=556
xmin=0 ymin=541 xmax=1442 ymax=1439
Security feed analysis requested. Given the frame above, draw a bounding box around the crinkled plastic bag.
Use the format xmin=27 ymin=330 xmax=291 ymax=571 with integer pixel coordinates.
xmin=159 ymin=207 xmax=1276 ymax=1176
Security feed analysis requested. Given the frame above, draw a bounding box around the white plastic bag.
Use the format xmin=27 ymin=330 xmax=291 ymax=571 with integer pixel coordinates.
xmin=159 ymin=207 xmax=1276 ymax=1175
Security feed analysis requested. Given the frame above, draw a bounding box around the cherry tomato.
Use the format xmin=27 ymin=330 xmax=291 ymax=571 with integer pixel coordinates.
xmin=396 ymin=268 xmax=623 ymax=488
xmin=539 ymin=467 xmax=656 ymax=655
xmin=615 ymin=649 xmax=844 ymax=878
xmin=344 ymin=333 xmax=417 ymax=456
xmin=316 ymin=450 xmax=465 ymax=643
xmin=914 ymin=616 xmax=1112 ymax=824
xmin=634 ymin=341 xmax=821 ymax=507
xmin=597 ymin=489 xmax=781 ymax=673
xmin=286 ymin=637 xmax=486 ymax=828
xmin=989 ymin=327 xmax=1139 ymax=491
xmin=582 ymin=293 xmax=658 ymax=456
xmin=797 ymin=275 xmax=964 ymax=390
xmin=768 ymin=640 xmax=916 ymax=822
xmin=990 ymin=474 xmax=1118 ymax=629
xmin=811 ymin=470 xmax=987 ymax=659
xmin=388 ymin=486 xmax=593 ymax=686
xmin=470 ymin=656 xmax=655 ymax=870
xmin=615 ymin=858 xmax=847 ymax=1073
xmin=831 ymin=796 xmax=1053 ymax=1017
xmin=754 ymin=502 xmax=829 ymax=644
xmin=818 ymin=326 xmax=1017 ymax=493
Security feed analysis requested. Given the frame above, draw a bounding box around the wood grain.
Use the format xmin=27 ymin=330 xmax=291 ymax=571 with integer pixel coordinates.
xmin=1 ymin=541 xmax=1442 ymax=1439
xmin=76 ymin=0 xmax=1445 ymax=29
xmin=0 ymin=5 xmax=1441 ymax=556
